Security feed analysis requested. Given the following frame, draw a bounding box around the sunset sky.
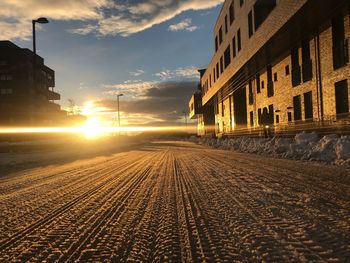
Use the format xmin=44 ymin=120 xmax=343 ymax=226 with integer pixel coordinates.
xmin=1 ymin=0 xmax=224 ymax=126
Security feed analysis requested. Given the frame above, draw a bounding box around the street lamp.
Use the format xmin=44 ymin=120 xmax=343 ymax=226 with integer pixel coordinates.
xmin=32 ymin=17 xmax=49 ymax=92
xmin=182 ymin=110 xmax=188 ymax=129
xmin=32 ymin=17 xmax=49 ymax=55
xmin=117 ymin=94 xmax=124 ymax=135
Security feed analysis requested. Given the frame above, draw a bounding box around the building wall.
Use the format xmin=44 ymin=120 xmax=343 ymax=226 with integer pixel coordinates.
xmin=209 ymin=8 xmax=349 ymax=135
xmin=201 ymin=0 xmax=308 ymax=105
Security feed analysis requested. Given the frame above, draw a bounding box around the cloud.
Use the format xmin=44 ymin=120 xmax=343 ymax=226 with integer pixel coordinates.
xmin=129 ymin=69 xmax=145 ymax=77
xmin=169 ymin=18 xmax=198 ymax=32
xmin=99 ymin=81 xmax=198 ymax=124
xmin=155 ymin=66 xmax=199 ymax=80
xmin=103 ymin=80 xmax=157 ymax=98
xmin=0 ymin=0 xmax=224 ymax=40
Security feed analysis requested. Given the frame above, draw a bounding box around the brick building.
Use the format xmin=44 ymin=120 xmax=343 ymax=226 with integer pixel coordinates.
xmin=0 ymin=41 xmax=66 ymax=125
xmin=189 ymin=0 xmax=350 ymax=137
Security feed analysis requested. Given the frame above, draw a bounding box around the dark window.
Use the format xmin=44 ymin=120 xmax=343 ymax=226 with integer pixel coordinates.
xmin=209 ymin=74 xmax=212 ymax=87
xmin=261 ymin=80 xmax=265 ymax=89
xmin=293 ymin=95 xmax=302 ymax=121
xmin=274 ymin=72 xmax=278 ymax=81
xmin=288 ymin=112 xmax=293 ymax=122
xmin=332 ymin=15 xmax=349 ymax=69
xmin=219 ymin=27 xmax=223 ymax=44
xmin=268 ymin=104 xmax=274 ymax=123
xmin=240 ymin=0 xmax=244 ymax=7
xmin=225 ymin=15 xmax=228 ymax=34
xmin=215 ymin=36 xmax=218 ymax=52
xmin=256 ymin=74 xmax=261 ymax=93
xmin=267 ymin=65 xmax=274 ymax=97
xmin=248 ymin=80 xmax=253 ymax=105
xmin=248 ymin=10 xmax=253 ymax=37
xmin=301 ymin=40 xmax=313 ymax=82
xmin=250 ymin=111 xmax=254 ymax=126
xmin=254 ymin=0 xmax=276 ymax=30
xmin=229 ymin=1 xmax=235 ymax=24
xmin=220 ymin=56 xmax=224 ymax=74
xmin=291 ymin=47 xmax=301 ymax=87
xmin=335 ymin=80 xmax=349 ymax=116
xmin=237 ymin=29 xmax=241 ymax=51
xmin=304 ymin=91 xmax=313 ymax=120
xmin=216 ymin=63 xmax=220 ymax=79
xmin=258 ymin=108 xmax=262 ymax=125
xmin=224 ymin=45 xmax=231 ymax=68
xmin=276 ymin=115 xmax=280 ymax=124
xmin=232 ymin=37 xmax=237 ymax=58
xmin=285 ymin=65 xmax=290 ymax=75
xmin=213 ymin=68 xmax=216 ymax=82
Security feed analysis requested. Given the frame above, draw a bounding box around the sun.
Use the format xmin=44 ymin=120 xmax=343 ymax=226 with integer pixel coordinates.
xmin=81 ymin=118 xmax=104 ymax=139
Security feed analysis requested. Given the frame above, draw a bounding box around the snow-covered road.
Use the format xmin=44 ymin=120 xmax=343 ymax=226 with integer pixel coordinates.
xmin=1 ymin=141 xmax=349 ymax=262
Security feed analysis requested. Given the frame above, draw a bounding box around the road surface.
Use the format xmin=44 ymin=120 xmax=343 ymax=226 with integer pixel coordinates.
xmin=1 ymin=141 xmax=349 ymax=262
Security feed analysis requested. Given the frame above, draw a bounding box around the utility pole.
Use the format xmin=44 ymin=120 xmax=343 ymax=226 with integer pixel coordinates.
xmin=117 ymin=94 xmax=124 ymax=136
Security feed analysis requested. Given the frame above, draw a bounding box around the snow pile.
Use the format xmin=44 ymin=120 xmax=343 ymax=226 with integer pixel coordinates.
xmin=190 ymin=132 xmax=350 ymax=165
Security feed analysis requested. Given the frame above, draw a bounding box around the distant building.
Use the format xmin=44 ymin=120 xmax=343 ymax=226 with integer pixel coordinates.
xmin=0 ymin=41 xmax=66 ymax=125
xmin=189 ymin=0 xmax=350 ymax=137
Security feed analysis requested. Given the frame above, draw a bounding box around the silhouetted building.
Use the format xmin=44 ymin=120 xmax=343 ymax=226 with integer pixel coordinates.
xmin=189 ymin=0 xmax=350 ymax=137
xmin=0 ymin=41 xmax=66 ymax=125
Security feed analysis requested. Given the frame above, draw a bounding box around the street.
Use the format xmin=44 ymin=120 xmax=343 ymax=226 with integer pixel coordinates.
xmin=1 ymin=141 xmax=350 ymax=262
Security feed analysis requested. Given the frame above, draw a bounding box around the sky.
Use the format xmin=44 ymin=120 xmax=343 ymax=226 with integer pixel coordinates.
xmin=0 ymin=0 xmax=224 ymax=126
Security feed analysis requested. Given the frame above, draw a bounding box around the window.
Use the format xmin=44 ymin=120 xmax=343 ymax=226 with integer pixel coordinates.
xmin=254 ymin=0 xmax=276 ymax=30
xmin=0 ymin=88 xmax=12 ymax=95
xmin=6 ymin=75 xmax=13 ymax=80
xmin=293 ymin=95 xmax=302 ymax=121
xmin=225 ymin=15 xmax=228 ymax=34
xmin=335 ymin=79 xmax=349 ymax=116
xmin=220 ymin=56 xmax=224 ymax=74
xmin=240 ymin=0 xmax=244 ymax=7
xmin=237 ymin=29 xmax=241 ymax=52
xmin=261 ymin=80 xmax=265 ymax=89
xmin=224 ymin=45 xmax=231 ymax=68
xmin=285 ymin=65 xmax=290 ymax=75
xmin=268 ymin=104 xmax=274 ymax=123
xmin=256 ymin=74 xmax=261 ymax=93
xmin=301 ymin=39 xmax=313 ymax=82
xmin=229 ymin=1 xmax=235 ymax=24
xmin=248 ymin=80 xmax=253 ymax=105
xmin=288 ymin=112 xmax=293 ymax=122
xmin=267 ymin=65 xmax=274 ymax=97
xmin=304 ymin=91 xmax=313 ymax=120
xmin=232 ymin=37 xmax=237 ymax=58
xmin=248 ymin=11 xmax=253 ymax=38
xmin=215 ymin=36 xmax=219 ymax=52
xmin=274 ymin=72 xmax=278 ymax=82
xmin=332 ymin=15 xmax=348 ymax=69
xmin=219 ymin=27 xmax=223 ymax=44
xmin=250 ymin=111 xmax=254 ymax=126
xmin=0 ymin=75 xmax=6 ymax=80
xmin=276 ymin=115 xmax=280 ymax=124
xmin=258 ymin=108 xmax=262 ymax=125
xmin=291 ymin=47 xmax=301 ymax=87
xmin=216 ymin=63 xmax=220 ymax=79
xmin=209 ymin=74 xmax=212 ymax=87
xmin=213 ymin=68 xmax=216 ymax=82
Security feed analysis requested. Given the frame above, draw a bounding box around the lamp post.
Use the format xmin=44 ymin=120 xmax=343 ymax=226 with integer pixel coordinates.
xmin=32 ymin=17 xmax=49 ymax=55
xmin=183 ymin=110 xmax=188 ymax=129
xmin=117 ymin=94 xmax=124 ymax=135
xmin=32 ymin=17 xmax=49 ymax=92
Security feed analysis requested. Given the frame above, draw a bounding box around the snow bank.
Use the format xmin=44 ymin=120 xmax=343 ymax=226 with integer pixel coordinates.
xmin=189 ymin=132 xmax=350 ymax=165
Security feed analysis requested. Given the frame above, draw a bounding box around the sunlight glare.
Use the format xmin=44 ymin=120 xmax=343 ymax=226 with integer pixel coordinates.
xmin=81 ymin=118 xmax=104 ymax=139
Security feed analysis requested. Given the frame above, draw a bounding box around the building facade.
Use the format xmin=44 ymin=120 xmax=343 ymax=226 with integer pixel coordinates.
xmin=190 ymin=0 xmax=350 ymax=137
xmin=0 ymin=41 xmax=65 ymax=125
